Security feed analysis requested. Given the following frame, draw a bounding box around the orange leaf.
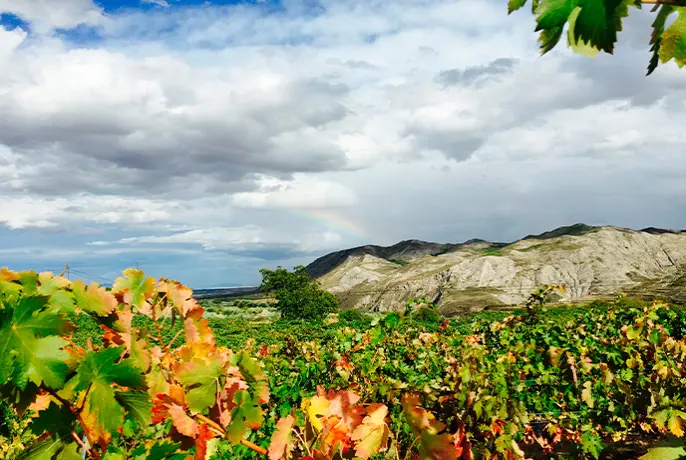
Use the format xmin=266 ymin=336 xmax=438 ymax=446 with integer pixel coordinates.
xmin=184 ymin=309 xmax=215 ymax=346
xmin=169 ymin=404 xmax=199 ymax=438
xmin=268 ymin=414 xmax=296 ymax=460
xmin=28 ymin=392 xmax=53 ymax=414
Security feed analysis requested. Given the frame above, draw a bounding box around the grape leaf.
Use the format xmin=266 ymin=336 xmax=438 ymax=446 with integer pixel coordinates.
xmin=69 ymin=347 xmax=145 ymax=444
xmin=659 ymin=7 xmax=686 ymax=69
xmin=36 ymin=273 xmax=74 ymax=314
xmin=571 ymin=0 xmax=631 ymax=53
xmin=351 ymin=404 xmax=390 ymax=460
xmin=268 ymin=415 xmax=295 ymax=460
xmin=147 ymin=441 xmax=184 ymax=460
xmin=72 ymin=281 xmax=117 ymax=317
xmin=116 ymin=390 xmax=152 ymax=427
xmin=113 ymin=269 xmax=155 ymax=310
xmin=18 ymin=435 xmax=81 ymax=460
xmin=169 ymin=404 xmax=199 ymax=437
xmin=580 ymin=432 xmax=604 ymax=459
xmin=0 ymin=296 xmax=70 ymax=389
xmin=581 ymin=381 xmax=594 ymax=408
xmin=0 ymin=268 xmax=22 ymax=300
xmin=226 ymin=390 xmax=263 ymax=444
xmin=30 ymin=401 xmax=76 ymax=437
xmin=184 ymin=308 xmax=215 ymax=346
xmin=71 ymin=347 xmax=145 ymax=391
xmin=401 ymin=394 xmax=456 ymax=460
xmin=648 ymin=5 xmax=674 ymax=75
xmin=508 ymin=0 xmax=528 ymax=14
xmin=535 ymin=0 xmax=577 ymax=31
xmin=194 ymin=424 xmax=215 ymax=460
xmin=666 ymin=410 xmax=686 ymax=437
xmin=237 ymin=351 xmax=269 ymax=404
xmin=177 ymin=354 xmax=223 ymax=414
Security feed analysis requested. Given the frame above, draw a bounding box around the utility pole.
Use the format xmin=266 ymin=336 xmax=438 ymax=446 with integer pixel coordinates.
xmin=60 ymin=264 xmax=70 ymax=280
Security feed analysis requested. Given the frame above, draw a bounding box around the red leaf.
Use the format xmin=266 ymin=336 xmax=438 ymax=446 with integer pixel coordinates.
xmin=194 ymin=424 xmax=215 ymax=460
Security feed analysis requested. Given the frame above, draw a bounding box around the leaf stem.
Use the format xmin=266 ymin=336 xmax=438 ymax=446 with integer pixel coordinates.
xmin=240 ymin=439 xmax=268 ymax=456
xmin=641 ymin=0 xmax=686 ymax=4
xmin=71 ymin=431 xmax=91 ymax=457
xmin=194 ymin=413 xmax=268 ymax=456
xmin=165 ymin=327 xmax=184 ymax=350
xmin=292 ymin=428 xmax=313 ymax=457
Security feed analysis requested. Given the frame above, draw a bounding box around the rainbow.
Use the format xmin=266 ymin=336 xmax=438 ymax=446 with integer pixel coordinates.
xmin=289 ymin=209 xmax=368 ymax=241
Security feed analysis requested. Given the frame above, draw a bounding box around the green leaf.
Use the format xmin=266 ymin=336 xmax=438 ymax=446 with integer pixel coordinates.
xmin=68 ymin=347 xmax=145 ymax=435
xmin=147 ymin=441 xmax=184 ymax=460
xmin=659 ymin=7 xmax=686 ymax=69
xmin=30 ymin=402 xmax=76 ymax=437
xmin=535 ymin=0 xmax=578 ymax=30
xmin=18 ymin=436 xmax=81 ymax=460
xmin=640 ymin=439 xmax=686 ymax=460
xmin=580 ymin=431 xmax=604 ymax=459
xmin=0 ymin=296 xmax=70 ymax=389
xmin=649 ymin=328 xmax=662 ymax=345
xmin=567 ymin=6 xmax=600 ymax=57
xmin=89 ymin=380 xmax=126 ymax=435
xmin=72 ymin=347 xmax=144 ymax=391
xmin=539 ymin=26 xmax=565 ymax=53
xmin=177 ymin=354 xmax=223 ymax=414
xmin=116 ymin=390 xmax=152 ymax=426
xmin=508 ymin=0 xmax=528 ymax=14
xmin=571 ymin=0 xmax=631 ymax=53
xmin=226 ymin=391 xmax=263 ymax=444
xmin=648 ymin=5 xmax=675 ymax=75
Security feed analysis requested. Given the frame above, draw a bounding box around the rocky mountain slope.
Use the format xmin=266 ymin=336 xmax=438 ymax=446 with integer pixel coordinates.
xmin=306 ymin=224 xmax=686 ymax=315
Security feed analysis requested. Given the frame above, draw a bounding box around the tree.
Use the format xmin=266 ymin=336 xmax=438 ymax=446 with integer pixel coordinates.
xmin=510 ymin=0 xmax=686 ymax=75
xmin=259 ymin=265 xmax=338 ymax=320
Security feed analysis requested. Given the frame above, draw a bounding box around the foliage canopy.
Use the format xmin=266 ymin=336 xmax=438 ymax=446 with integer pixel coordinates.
xmin=259 ymin=265 xmax=338 ymax=320
xmin=511 ymin=0 xmax=686 ymax=74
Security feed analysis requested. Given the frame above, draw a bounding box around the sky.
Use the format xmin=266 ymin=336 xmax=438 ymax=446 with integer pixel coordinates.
xmin=1 ymin=0 xmax=685 ymax=288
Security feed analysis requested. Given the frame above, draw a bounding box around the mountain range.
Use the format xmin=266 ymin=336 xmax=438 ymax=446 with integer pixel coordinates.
xmin=305 ymin=224 xmax=686 ymax=315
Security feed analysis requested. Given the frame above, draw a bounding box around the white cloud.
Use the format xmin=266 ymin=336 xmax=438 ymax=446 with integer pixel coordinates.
xmin=92 ymin=226 xmax=344 ymax=253
xmin=113 ymin=227 xmax=266 ymax=250
xmin=142 ymin=0 xmax=170 ymax=7
xmin=0 ymin=195 xmax=175 ymax=229
xmin=0 ymin=0 xmax=105 ymax=32
xmin=232 ymin=175 xmax=357 ymax=209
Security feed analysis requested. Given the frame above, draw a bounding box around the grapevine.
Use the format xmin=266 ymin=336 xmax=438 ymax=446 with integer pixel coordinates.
xmin=2 ymin=268 xmax=686 ymax=459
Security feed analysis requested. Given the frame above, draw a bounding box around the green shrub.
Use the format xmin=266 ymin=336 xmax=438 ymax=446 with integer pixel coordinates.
xmin=260 ymin=265 xmax=339 ymax=320
xmin=339 ymin=308 xmax=366 ymax=322
xmin=411 ymin=306 xmax=441 ymax=324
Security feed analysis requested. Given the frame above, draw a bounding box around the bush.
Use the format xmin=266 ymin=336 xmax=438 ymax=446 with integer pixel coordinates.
xmin=411 ymin=306 xmax=441 ymax=324
xmin=259 ymin=265 xmax=339 ymax=320
xmin=339 ymin=308 xmax=367 ymax=322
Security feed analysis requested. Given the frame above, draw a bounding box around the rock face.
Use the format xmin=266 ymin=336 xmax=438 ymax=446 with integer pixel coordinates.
xmin=306 ymin=225 xmax=686 ymax=315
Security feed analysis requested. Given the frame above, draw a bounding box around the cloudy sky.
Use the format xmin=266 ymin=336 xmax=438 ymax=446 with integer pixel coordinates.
xmin=0 ymin=0 xmax=685 ymax=288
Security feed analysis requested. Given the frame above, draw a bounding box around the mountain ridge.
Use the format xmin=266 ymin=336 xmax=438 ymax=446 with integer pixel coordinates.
xmin=306 ymin=224 xmax=686 ymax=315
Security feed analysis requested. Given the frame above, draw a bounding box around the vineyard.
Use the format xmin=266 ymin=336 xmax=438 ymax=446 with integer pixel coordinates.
xmin=2 ymin=268 xmax=686 ymax=459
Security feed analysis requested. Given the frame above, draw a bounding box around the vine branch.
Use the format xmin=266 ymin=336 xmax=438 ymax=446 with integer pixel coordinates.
xmin=640 ymin=0 xmax=686 ymax=4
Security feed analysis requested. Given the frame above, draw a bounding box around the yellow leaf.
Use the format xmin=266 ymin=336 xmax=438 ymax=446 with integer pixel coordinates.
xmin=669 ymin=412 xmax=685 ymax=438
xmin=581 ymin=381 xmax=594 ymax=408
xmin=351 ymin=404 xmax=390 ymax=460
xmin=303 ymin=395 xmax=330 ymax=432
